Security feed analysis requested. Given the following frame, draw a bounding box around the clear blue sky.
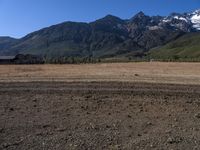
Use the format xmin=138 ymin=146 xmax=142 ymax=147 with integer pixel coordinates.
xmin=0 ymin=0 xmax=199 ymax=38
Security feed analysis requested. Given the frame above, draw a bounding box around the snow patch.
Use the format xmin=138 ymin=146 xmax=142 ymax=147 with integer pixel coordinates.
xmin=191 ymin=14 xmax=200 ymax=30
xmin=179 ymin=17 xmax=188 ymax=22
xmin=148 ymin=26 xmax=162 ymax=30
xmin=162 ymin=18 xmax=170 ymax=23
xmin=191 ymin=14 xmax=200 ymax=23
xmin=173 ymin=16 xmax=188 ymax=22
xmin=192 ymin=9 xmax=200 ymax=15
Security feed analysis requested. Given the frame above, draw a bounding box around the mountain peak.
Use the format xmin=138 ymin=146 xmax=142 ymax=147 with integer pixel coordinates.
xmin=129 ymin=11 xmax=151 ymax=25
xmin=91 ymin=14 xmax=124 ymax=25
xmin=169 ymin=12 xmax=182 ymax=17
xmin=193 ymin=9 xmax=200 ymax=14
xmin=104 ymin=14 xmax=117 ymax=18
xmin=134 ymin=11 xmax=146 ymax=18
xmin=101 ymin=14 xmax=122 ymax=21
xmin=130 ymin=11 xmax=149 ymax=21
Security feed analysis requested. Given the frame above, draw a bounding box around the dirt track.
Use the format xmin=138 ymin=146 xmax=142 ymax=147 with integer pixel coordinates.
xmin=1 ymin=81 xmax=200 ymax=149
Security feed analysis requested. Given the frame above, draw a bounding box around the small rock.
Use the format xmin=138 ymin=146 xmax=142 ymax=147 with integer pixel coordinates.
xmin=165 ymin=129 xmax=172 ymax=134
xmin=183 ymin=129 xmax=187 ymax=132
xmin=134 ymin=74 xmax=139 ymax=77
xmin=143 ymin=131 xmax=148 ymax=134
xmin=9 ymin=108 xmax=14 ymax=111
xmin=195 ymin=113 xmax=200 ymax=118
xmin=106 ymin=125 xmax=111 ymax=128
xmin=36 ymin=132 xmax=43 ymax=136
xmin=147 ymin=122 xmax=152 ymax=126
xmin=2 ymin=143 xmax=9 ymax=148
xmin=167 ymin=137 xmax=183 ymax=144
xmin=139 ymin=108 xmax=143 ymax=112
xmin=0 ymin=128 xmax=4 ymax=133
xmin=186 ymin=100 xmax=192 ymax=104
xmin=85 ymin=95 xmax=92 ymax=99
xmin=171 ymin=124 xmax=177 ymax=128
xmin=150 ymin=144 xmax=155 ymax=148
xmin=56 ymin=128 xmax=67 ymax=132
xmin=43 ymin=124 xmax=50 ymax=128
xmin=90 ymin=123 xmax=95 ymax=129
xmin=127 ymin=115 xmax=132 ymax=118
xmin=167 ymin=137 xmax=174 ymax=144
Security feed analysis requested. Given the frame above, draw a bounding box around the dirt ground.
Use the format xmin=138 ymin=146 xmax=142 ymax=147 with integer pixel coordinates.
xmin=1 ymin=81 xmax=200 ymax=150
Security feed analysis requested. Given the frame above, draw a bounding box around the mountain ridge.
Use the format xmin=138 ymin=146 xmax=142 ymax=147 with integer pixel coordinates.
xmin=0 ymin=9 xmax=200 ymax=59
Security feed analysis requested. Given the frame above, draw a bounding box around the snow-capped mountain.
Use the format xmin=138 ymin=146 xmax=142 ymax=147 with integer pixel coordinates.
xmin=161 ymin=9 xmax=200 ymax=31
xmin=0 ymin=8 xmax=200 ymax=57
xmin=190 ymin=9 xmax=200 ymax=30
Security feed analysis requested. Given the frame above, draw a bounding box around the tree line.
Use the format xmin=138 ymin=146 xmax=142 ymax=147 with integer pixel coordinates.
xmin=44 ymin=56 xmax=102 ymax=64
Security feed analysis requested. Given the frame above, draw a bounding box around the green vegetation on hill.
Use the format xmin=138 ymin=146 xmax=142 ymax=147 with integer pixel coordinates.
xmin=149 ymin=32 xmax=200 ymax=61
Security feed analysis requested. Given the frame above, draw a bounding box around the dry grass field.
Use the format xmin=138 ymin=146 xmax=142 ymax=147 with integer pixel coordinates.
xmin=0 ymin=62 xmax=200 ymax=84
xmin=1 ymin=62 xmax=200 ymax=149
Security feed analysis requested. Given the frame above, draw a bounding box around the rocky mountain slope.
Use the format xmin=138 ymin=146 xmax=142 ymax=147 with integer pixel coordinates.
xmin=0 ymin=9 xmax=200 ymax=59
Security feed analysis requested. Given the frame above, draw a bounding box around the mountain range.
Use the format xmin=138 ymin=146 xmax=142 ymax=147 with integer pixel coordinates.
xmin=0 ymin=9 xmax=200 ymax=60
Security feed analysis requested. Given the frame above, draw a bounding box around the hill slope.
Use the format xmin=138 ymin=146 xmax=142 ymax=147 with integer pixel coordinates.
xmin=0 ymin=37 xmax=18 ymax=55
xmin=149 ymin=32 xmax=200 ymax=60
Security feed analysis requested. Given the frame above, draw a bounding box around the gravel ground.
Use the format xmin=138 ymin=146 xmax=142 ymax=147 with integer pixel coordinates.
xmin=1 ymin=81 xmax=200 ymax=149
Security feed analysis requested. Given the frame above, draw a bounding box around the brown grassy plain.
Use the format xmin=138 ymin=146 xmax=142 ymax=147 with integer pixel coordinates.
xmin=0 ymin=62 xmax=200 ymax=84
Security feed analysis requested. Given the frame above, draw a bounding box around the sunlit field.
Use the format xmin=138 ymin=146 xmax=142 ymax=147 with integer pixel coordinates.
xmin=0 ymin=62 xmax=200 ymax=84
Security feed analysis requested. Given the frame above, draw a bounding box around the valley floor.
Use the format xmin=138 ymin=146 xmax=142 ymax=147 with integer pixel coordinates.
xmin=0 ymin=63 xmax=200 ymax=149
xmin=0 ymin=62 xmax=200 ymax=84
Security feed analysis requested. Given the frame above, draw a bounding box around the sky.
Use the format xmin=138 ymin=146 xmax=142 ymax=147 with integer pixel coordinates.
xmin=0 ymin=0 xmax=200 ymax=38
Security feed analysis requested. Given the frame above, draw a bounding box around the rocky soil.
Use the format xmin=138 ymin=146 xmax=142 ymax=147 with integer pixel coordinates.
xmin=1 ymin=82 xmax=200 ymax=149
